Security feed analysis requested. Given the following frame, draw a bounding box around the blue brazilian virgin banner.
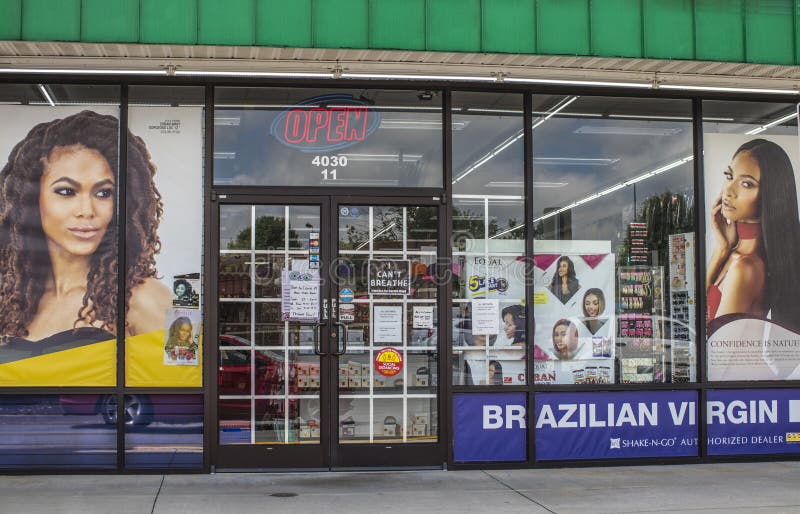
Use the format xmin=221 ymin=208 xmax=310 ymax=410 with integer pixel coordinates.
xmin=453 ymin=393 xmax=527 ymax=462
xmin=535 ymin=391 xmax=699 ymax=461
xmin=707 ymin=389 xmax=800 ymax=456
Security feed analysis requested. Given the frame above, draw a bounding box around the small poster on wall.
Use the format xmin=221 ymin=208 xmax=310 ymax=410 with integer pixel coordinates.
xmin=163 ymin=309 xmax=201 ymax=366
xmin=373 ymin=305 xmax=403 ymax=343
xmin=281 ymin=270 xmax=320 ymax=322
xmin=368 ymin=259 xmax=410 ymax=295
xmin=172 ymin=275 xmax=200 ymax=308
xmin=471 ymin=299 xmax=500 ymax=335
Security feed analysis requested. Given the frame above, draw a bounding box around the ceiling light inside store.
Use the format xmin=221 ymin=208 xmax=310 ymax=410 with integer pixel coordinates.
xmin=744 ymin=112 xmax=798 ymax=135
xmin=213 ymin=152 xmax=236 ymax=160
xmin=532 ymin=155 xmax=694 ymax=223
xmin=608 ymin=114 xmax=735 ymax=122
xmin=355 ymin=222 xmax=397 ymax=251
xmin=453 ymin=97 xmax=579 ymax=185
xmin=534 ymin=181 xmax=570 ymax=188
xmin=531 ymin=96 xmax=579 ymax=131
xmin=490 ymin=223 xmax=525 ymax=239
xmin=573 ymin=125 xmax=683 ymax=136
xmin=487 ymin=181 xmax=524 ymax=188
xmin=534 ymin=157 xmax=620 ymax=166
xmin=214 ymin=116 xmax=241 ymax=126
xmin=465 ymin=108 xmax=523 ymax=115
xmin=37 ymin=84 xmax=55 ymax=106
xmin=378 ymin=120 xmax=467 ymax=130
xmin=340 ymin=153 xmax=422 ymax=163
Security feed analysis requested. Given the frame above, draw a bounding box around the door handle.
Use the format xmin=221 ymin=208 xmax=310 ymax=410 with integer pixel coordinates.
xmin=312 ymin=322 xmax=325 ymax=356
xmin=331 ymin=322 xmax=348 ymax=356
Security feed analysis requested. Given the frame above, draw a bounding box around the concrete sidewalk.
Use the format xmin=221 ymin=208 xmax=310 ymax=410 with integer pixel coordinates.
xmin=1 ymin=461 xmax=799 ymax=514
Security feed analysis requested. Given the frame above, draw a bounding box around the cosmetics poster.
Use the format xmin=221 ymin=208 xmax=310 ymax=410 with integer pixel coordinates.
xmin=0 ymin=104 xmax=204 ymax=387
xmin=532 ymin=252 xmax=616 ymax=385
xmin=0 ymin=106 xmax=120 ymax=386
xmin=125 ymin=106 xmax=204 ymax=386
xmin=704 ymin=133 xmax=800 ymax=381
xmin=461 ymin=239 xmax=527 ymax=385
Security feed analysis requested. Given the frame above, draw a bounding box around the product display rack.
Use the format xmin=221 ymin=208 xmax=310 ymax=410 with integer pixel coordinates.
xmin=617 ymin=266 xmax=666 ymax=383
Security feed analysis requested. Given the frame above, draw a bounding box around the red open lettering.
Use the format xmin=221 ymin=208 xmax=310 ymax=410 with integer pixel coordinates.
xmin=327 ymin=108 xmax=348 ymax=143
xmin=284 ymin=109 xmax=307 ymax=144
xmin=345 ymin=107 xmax=368 ymax=141
xmin=306 ymin=108 xmax=330 ymax=143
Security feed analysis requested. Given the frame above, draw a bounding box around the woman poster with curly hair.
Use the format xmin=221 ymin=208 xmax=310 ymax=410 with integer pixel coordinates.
xmin=0 ymin=106 xmax=203 ymax=386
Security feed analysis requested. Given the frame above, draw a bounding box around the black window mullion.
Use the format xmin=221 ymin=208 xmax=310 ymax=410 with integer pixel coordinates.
xmin=116 ymin=83 xmax=129 ymax=471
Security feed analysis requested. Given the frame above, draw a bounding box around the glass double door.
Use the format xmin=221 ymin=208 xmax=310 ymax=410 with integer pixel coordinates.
xmin=214 ymin=195 xmax=443 ymax=469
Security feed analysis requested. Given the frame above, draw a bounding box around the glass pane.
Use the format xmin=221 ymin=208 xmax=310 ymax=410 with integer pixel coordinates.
xmin=338 ymin=206 xmax=371 ymax=250
xmin=219 ymin=349 xmax=252 ymax=395
xmin=254 ymin=349 xmax=285 ymax=396
xmin=219 ymin=399 xmax=251 ymax=445
xmin=221 ymin=205 xmax=252 ymax=250
xmin=0 ymin=395 xmax=116 ymax=470
xmin=451 ymin=93 xmax=526 ymax=387
xmin=703 ymin=100 xmax=800 ymax=382
xmin=407 ymin=351 xmax=438 ymax=394
xmin=532 ymin=95 xmax=695 ymax=385
xmin=407 ymin=206 xmax=438 ymax=251
xmin=372 ymin=206 xmax=404 ymax=251
xmin=254 ymin=205 xmax=286 ymax=250
xmin=374 ymin=398 xmax=404 ymax=441
xmin=214 ymin=88 xmax=443 ymax=187
xmin=219 ymin=254 xmax=251 ymax=298
xmin=219 ymin=303 xmax=251 ymax=344
xmin=339 ymin=398 xmax=369 ymax=443
xmin=338 ymin=353 xmax=371 ymax=393
xmin=253 ymin=255 xmax=284 ymax=298
xmin=407 ymin=397 xmax=437 ymax=443
xmin=125 ymin=394 xmax=203 ymax=470
xmin=255 ymin=302 xmax=284 ymax=346
xmin=289 ymin=205 xmax=320 ymax=250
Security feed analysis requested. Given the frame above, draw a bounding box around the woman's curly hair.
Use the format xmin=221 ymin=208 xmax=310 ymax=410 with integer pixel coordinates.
xmin=0 ymin=110 xmax=162 ymax=339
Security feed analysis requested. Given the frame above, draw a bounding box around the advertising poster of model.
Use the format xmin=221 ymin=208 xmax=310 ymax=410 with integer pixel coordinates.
xmin=704 ymin=133 xmax=800 ymax=381
xmin=461 ymin=239 xmax=527 ymax=385
xmin=0 ymin=106 xmax=203 ymax=386
xmin=532 ymin=252 xmax=616 ymax=384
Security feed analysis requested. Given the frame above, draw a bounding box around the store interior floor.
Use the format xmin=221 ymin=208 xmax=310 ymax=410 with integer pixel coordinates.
xmin=1 ymin=461 xmax=798 ymax=513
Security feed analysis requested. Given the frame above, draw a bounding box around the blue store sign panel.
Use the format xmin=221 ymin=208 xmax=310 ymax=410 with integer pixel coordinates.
xmin=535 ymin=391 xmax=699 ymax=461
xmin=707 ymin=389 xmax=800 ymax=456
xmin=453 ymin=393 xmax=527 ymax=462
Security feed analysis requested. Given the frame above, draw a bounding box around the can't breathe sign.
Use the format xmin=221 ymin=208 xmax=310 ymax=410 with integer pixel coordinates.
xmin=368 ymin=259 xmax=410 ymax=295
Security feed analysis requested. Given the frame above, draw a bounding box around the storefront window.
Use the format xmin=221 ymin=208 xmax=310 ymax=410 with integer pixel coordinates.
xmin=451 ymin=92 xmax=526 ymax=386
xmin=702 ymin=100 xmax=800 ymax=382
xmin=0 ymin=84 xmax=120 ymax=387
xmin=214 ymin=88 xmax=443 ymax=187
xmin=531 ymin=95 xmax=696 ymax=385
xmin=125 ymin=86 xmax=205 ymax=388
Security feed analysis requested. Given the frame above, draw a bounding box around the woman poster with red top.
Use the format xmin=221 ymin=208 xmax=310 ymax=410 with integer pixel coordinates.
xmin=704 ymin=132 xmax=800 ymax=380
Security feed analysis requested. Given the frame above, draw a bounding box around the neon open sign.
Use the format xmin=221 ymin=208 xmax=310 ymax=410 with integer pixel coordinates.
xmin=270 ymin=94 xmax=382 ymax=153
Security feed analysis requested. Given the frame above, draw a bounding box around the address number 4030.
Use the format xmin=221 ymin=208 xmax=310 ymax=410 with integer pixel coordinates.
xmin=312 ymin=155 xmax=348 ymax=181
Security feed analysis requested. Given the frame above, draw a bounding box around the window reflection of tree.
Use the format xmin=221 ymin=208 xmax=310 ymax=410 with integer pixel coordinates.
xmin=229 ymin=215 xmax=297 ymax=250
